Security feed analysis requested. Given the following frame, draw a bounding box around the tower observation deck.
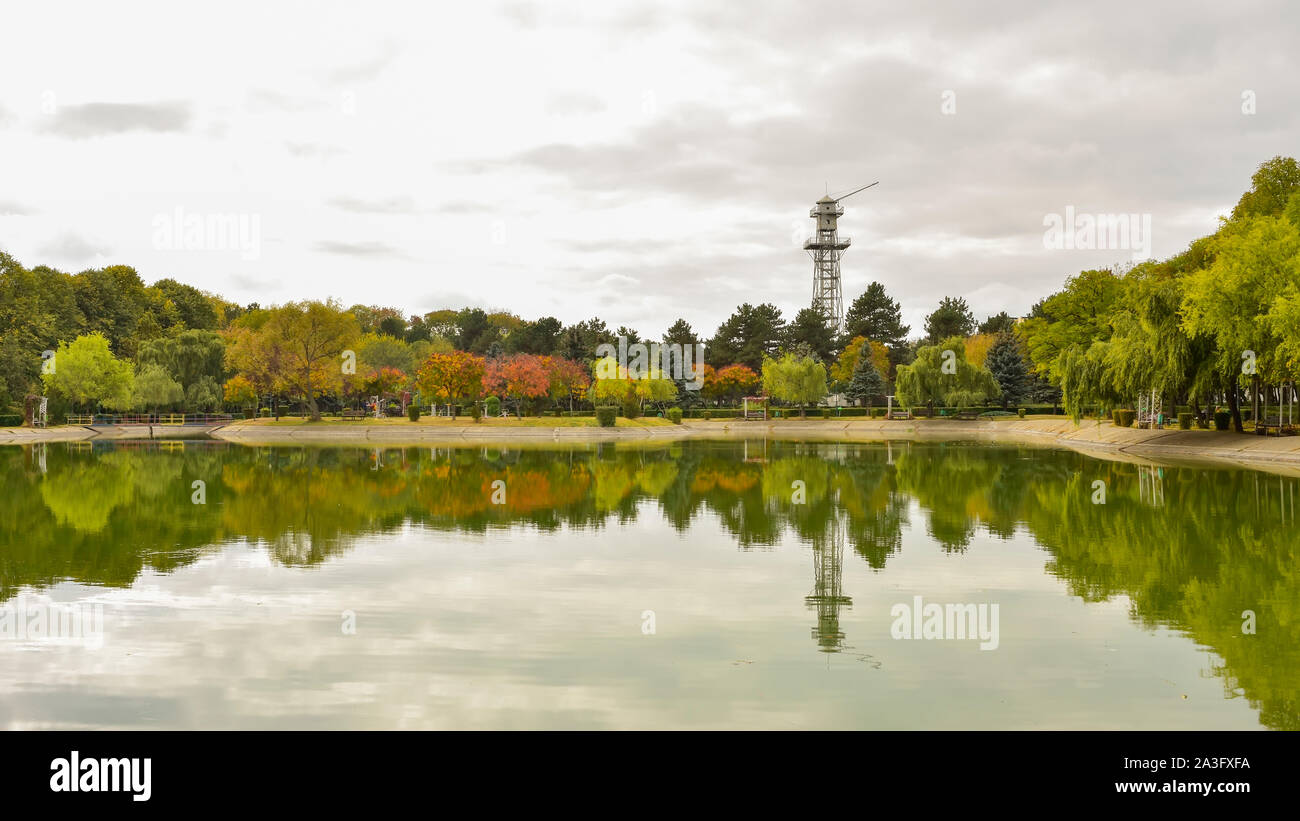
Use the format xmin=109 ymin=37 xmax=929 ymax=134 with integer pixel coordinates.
xmin=803 ymin=182 xmax=876 ymax=333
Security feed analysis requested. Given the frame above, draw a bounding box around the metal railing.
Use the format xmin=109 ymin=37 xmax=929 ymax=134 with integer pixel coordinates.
xmin=65 ymin=413 xmax=234 ymax=426
xmin=803 ymin=235 xmax=851 ymax=248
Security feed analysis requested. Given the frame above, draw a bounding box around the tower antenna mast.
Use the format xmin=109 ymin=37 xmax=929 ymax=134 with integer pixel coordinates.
xmin=804 ymin=181 xmax=877 ymax=333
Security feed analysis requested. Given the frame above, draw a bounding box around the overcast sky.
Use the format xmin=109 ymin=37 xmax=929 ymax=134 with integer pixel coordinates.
xmin=2 ymin=0 xmax=1298 ymax=337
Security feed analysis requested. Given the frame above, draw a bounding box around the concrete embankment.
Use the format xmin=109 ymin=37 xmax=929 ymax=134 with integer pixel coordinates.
xmin=6 ymin=418 xmax=1300 ymax=473
xmin=0 ymin=424 xmax=228 ymax=444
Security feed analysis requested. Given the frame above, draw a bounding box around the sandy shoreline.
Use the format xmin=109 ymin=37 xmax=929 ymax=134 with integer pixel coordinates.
xmin=5 ymin=418 xmax=1300 ymax=474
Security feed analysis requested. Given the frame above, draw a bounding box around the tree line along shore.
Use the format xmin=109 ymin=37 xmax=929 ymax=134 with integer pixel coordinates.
xmin=2 ymin=156 xmax=1299 ymax=433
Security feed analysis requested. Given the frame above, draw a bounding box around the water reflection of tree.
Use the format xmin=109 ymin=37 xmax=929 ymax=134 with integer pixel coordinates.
xmin=1 ymin=439 xmax=1296 ymax=727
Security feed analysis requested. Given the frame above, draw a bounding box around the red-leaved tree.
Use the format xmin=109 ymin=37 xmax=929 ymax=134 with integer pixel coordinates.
xmin=485 ymin=354 xmax=550 ymax=416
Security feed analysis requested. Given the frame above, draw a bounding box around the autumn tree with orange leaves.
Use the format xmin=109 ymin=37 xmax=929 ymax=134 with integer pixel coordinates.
xmin=541 ymin=356 xmax=591 ymax=412
xmin=703 ymin=363 xmax=760 ymax=404
xmin=485 ymin=353 xmax=551 ymax=416
xmin=415 ymin=350 xmax=485 ymax=419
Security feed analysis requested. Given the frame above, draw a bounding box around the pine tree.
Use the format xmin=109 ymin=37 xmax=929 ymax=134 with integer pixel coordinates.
xmin=985 ymin=334 xmax=1030 ymax=408
xmin=843 ymin=282 xmax=909 ymax=348
xmin=845 ymin=345 xmax=886 ymax=408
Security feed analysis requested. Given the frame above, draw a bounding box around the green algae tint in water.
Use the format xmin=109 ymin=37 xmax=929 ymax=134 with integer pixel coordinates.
xmin=0 ymin=439 xmax=1295 ymax=730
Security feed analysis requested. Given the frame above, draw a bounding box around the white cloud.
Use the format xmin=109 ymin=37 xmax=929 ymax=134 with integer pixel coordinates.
xmin=0 ymin=0 xmax=1296 ymax=334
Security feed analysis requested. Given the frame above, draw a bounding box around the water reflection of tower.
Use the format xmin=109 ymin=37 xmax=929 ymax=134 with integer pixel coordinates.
xmin=1137 ymin=465 xmax=1164 ymax=506
xmin=805 ymin=518 xmax=851 ymax=652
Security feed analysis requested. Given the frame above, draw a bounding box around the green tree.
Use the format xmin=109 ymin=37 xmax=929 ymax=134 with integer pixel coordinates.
xmin=505 ymin=316 xmax=563 ymax=355
xmin=978 ymin=311 xmax=1016 ymax=335
xmin=555 ymin=317 xmax=616 ymax=362
xmin=1017 ymin=268 xmax=1123 ymax=384
xmin=662 ymin=318 xmax=701 ymax=347
xmin=843 ymin=282 xmax=909 ymax=348
xmin=845 ymin=345 xmax=885 ymax=408
xmin=894 ymin=336 xmax=1000 ymax=414
xmin=185 ymin=376 xmax=224 ymax=411
xmin=0 ymin=253 xmax=52 ymax=410
xmin=923 ymin=296 xmax=976 ymax=342
xmin=709 ymin=303 xmax=786 ymax=370
xmin=41 ymin=333 xmax=134 ymax=411
xmin=1230 ymin=156 xmax=1300 ymax=222
xmin=786 ymin=307 xmax=836 ymax=363
xmin=136 ymin=330 xmax=227 ymax=409
xmin=151 ymin=278 xmax=219 ymax=330
xmin=1182 ymin=214 xmax=1300 ymax=430
xmin=452 ymin=307 xmax=495 ymax=353
xmin=262 ymin=300 xmax=361 ymax=421
xmin=355 ymin=332 xmax=416 ymax=375
xmin=71 ymin=265 xmax=152 ymax=356
xmin=761 ymin=352 xmax=827 ymax=418
xmin=984 ymin=334 xmax=1031 ymax=408
xmin=132 ymin=364 xmax=184 ymax=411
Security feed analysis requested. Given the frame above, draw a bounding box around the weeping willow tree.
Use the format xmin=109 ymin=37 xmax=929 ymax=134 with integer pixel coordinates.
xmin=1182 ymin=213 xmax=1300 ymax=430
xmin=1097 ymin=258 xmax=1219 ymax=421
xmin=1058 ymin=341 xmax=1116 ymax=421
xmin=894 ymin=336 xmax=1000 ymax=414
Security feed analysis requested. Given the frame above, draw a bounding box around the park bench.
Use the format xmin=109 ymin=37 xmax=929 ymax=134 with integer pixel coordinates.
xmin=340 ymin=409 xmax=369 ymax=421
xmin=1256 ymin=416 xmax=1296 ymax=436
xmin=886 ymin=410 xmax=911 ymax=420
xmin=954 ymin=411 xmax=982 ymax=420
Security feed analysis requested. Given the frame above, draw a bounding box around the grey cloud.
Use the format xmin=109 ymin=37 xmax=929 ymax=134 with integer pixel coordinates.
xmin=546 ymin=93 xmax=607 ymax=116
xmin=465 ymin=22 xmax=1299 ymax=273
xmin=314 ymin=240 xmax=409 ymax=259
xmin=328 ymin=196 xmax=421 ymax=214
xmin=39 ymin=101 xmax=192 ymax=138
xmin=286 ymin=141 xmax=348 ymax=160
xmin=500 ymin=1 xmax=542 ymax=28
xmin=38 ymin=232 xmax=110 ymax=261
xmin=247 ymin=89 xmax=319 ymax=114
xmin=431 ymin=199 xmax=501 ymax=214
xmin=0 ymin=201 xmax=32 ymax=216
xmin=325 ymin=51 xmax=397 ymax=85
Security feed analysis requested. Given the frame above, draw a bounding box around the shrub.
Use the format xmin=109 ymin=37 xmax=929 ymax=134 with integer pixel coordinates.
xmin=666 ymin=407 xmax=683 ymax=424
xmin=469 ymin=402 xmax=483 ymax=422
xmin=596 ymin=406 xmax=617 ymax=427
xmin=1195 ymin=415 xmax=1208 ymax=429
xmin=821 ymin=407 xmax=832 ymax=419
xmin=621 ymin=396 xmax=640 ymax=419
xmin=407 ymin=405 xmax=421 ymax=422
xmin=0 ymin=414 xmax=22 ymax=427
xmin=871 ymin=408 xmax=887 ymax=417
xmin=911 ymin=407 xmax=929 ymax=418
xmin=1214 ymin=410 xmax=1231 ymax=431
xmin=260 ymin=407 xmax=271 ymax=417
xmin=702 ymin=409 xmax=712 ymax=420
xmin=1177 ymin=412 xmax=1192 ymax=430
xmin=484 ymin=395 xmax=501 ymax=417
xmin=1017 ymin=408 xmax=1026 ymax=418
xmin=1116 ymin=409 xmax=1136 ymax=427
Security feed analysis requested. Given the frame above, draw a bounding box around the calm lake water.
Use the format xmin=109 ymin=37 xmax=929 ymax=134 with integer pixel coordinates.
xmin=1 ymin=439 xmax=1295 ymax=730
